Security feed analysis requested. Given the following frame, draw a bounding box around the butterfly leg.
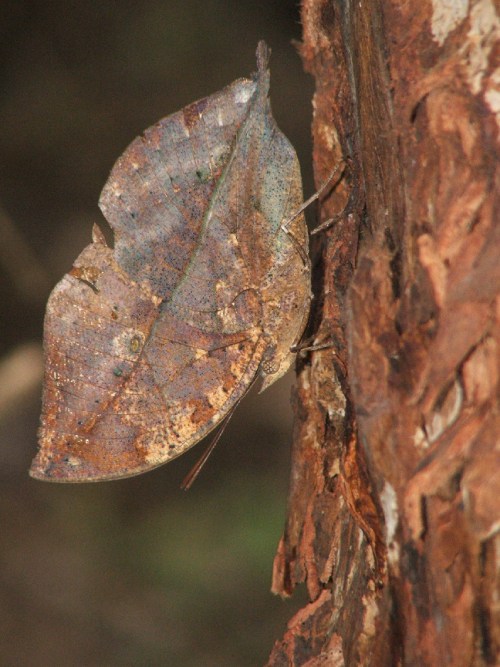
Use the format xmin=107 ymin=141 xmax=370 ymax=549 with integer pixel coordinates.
xmin=280 ymin=158 xmax=348 ymax=234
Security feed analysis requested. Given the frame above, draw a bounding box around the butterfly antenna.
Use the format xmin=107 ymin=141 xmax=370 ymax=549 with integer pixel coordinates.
xmin=180 ymin=408 xmax=236 ymax=490
xmin=180 ymin=371 xmax=262 ymax=490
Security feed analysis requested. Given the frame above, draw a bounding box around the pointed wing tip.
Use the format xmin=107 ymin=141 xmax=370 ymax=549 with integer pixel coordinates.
xmin=29 ymin=447 xmax=155 ymax=484
xmin=28 ymin=458 xmax=105 ymax=484
xmin=28 ymin=457 xmax=56 ymax=482
xmin=28 ymin=466 xmax=42 ymax=481
xmin=256 ymin=40 xmax=270 ymax=73
xmin=28 ymin=468 xmax=60 ymax=483
xmin=29 ymin=448 xmax=93 ymax=483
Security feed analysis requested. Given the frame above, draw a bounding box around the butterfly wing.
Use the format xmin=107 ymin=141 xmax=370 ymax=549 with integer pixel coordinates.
xmin=31 ymin=44 xmax=308 ymax=482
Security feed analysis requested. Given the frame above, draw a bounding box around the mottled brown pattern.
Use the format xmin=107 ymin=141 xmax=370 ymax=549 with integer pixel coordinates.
xmin=30 ymin=42 xmax=310 ymax=482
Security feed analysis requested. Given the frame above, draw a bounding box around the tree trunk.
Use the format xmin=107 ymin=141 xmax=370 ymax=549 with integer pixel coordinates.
xmin=268 ymin=2 xmax=500 ymax=665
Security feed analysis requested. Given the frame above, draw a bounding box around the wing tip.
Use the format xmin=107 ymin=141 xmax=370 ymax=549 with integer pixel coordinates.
xmin=256 ymin=40 xmax=270 ymax=76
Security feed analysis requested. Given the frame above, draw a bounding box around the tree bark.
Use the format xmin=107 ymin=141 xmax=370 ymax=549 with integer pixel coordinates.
xmin=268 ymin=2 xmax=500 ymax=665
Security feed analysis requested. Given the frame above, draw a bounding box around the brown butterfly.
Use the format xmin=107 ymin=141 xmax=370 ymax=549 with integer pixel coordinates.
xmin=30 ymin=42 xmax=310 ymax=482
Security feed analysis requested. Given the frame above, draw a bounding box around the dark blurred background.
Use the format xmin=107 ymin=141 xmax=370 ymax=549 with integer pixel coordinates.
xmin=0 ymin=2 xmax=314 ymax=665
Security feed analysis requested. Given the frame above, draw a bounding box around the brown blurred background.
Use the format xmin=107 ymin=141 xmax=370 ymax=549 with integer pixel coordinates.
xmin=0 ymin=2 xmax=314 ymax=665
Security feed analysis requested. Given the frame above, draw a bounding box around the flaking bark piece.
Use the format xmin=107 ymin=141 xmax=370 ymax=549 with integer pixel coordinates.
xmin=30 ymin=41 xmax=310 ymax=482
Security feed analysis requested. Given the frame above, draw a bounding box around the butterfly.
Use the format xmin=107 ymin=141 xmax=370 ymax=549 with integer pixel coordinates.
xmin=30 ymin=42 xmax=310 ymax=482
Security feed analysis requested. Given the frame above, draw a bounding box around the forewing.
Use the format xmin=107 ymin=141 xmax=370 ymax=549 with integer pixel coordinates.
xmin=31 ymin=71 xmax=269 ymax=482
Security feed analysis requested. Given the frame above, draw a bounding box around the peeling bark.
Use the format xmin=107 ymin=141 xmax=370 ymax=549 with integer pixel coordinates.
xmin=268 ymin=1 xmax=499 ymax=665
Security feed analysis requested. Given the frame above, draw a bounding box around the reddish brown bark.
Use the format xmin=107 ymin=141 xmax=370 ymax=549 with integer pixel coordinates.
xmin=268 ymin=1 xmax=499 ymax=665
